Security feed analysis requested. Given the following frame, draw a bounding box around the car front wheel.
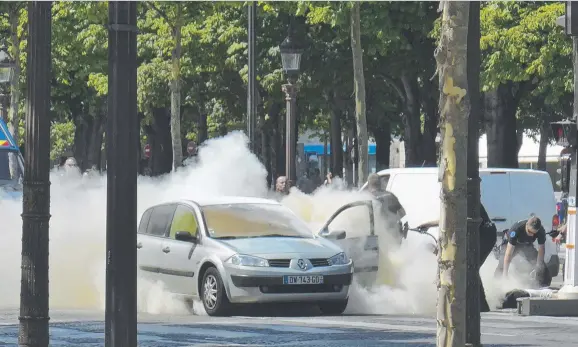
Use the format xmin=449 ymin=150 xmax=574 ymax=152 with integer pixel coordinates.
xmin=318 ymin=299 xmax=348 ymax=315
xmin=201 ymin=267 xmax=231 ymax=316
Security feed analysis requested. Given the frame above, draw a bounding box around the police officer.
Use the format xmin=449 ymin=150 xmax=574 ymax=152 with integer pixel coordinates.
xmin=479 ymin=204 xmax=497 ymax=312
xmin=366 ymin=173 xmax=406 ymax=243
xmin=496 ymin=216 xmax=550 ymax=287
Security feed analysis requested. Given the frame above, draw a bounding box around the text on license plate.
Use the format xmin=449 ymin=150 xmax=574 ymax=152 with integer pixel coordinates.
xmin=283 ymin=275 xmax=324 ymax=285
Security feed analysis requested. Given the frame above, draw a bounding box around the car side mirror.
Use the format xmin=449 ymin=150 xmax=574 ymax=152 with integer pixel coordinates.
xmin=322 ymin=230 xmax=347 ymax=240
xmin=175 ymin=231 xmax=197 ymax=243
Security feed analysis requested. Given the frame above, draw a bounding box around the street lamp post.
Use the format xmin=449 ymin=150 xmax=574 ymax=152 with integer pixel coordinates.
xmin=279 ymin=26 xmax=302 ymax=183
xmin=105 ymin=2 xmax=138 ymax=346
xmin=19 ymin=2 xmax=52 ymax=347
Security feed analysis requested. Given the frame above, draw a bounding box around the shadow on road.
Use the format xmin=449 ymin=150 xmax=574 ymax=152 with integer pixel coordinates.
xmin=231 ymin=302 xmax=323 ymax=317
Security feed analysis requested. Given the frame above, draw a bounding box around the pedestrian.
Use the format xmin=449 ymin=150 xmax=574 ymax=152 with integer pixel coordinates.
xmin=310 ymin=168 xmax=323 ymax=190
xmin=296 ymin=170 xmax=314 ymax=194
xmin=495 ymin=216 xmax=551 ymax=287
xmin=270 ymin=176 xmax=292 ymax=201
xmin=324 ymin=172 xmax=333 ymax=186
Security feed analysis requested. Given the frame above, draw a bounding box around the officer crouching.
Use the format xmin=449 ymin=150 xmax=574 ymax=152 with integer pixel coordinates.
xmin=495 ymin=216 xmax=551 ymax=287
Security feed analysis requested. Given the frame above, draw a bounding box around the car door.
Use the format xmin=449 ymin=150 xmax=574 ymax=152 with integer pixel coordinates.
xmin=161 ymin=204 xmax=201 ymax=295
xmin=318 ymin=200 xmax=377 ymax=273
xmin=137 ymin=204 xmax=176 ymax=287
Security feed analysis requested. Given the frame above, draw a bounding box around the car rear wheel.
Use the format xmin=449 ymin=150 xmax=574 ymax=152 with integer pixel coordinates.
xmin=318 ymin=299 xmax=348 ymax=315
xmin=201 ymin=267 xmax=231 ymax=316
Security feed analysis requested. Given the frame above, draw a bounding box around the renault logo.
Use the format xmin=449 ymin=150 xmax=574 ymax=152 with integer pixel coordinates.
xmin=297 ymin=259 xmax=308 ymax=271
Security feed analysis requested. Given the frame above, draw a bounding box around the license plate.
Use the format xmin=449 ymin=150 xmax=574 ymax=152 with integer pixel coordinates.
xmin=283 ymin=275 xmax=324 ymax=285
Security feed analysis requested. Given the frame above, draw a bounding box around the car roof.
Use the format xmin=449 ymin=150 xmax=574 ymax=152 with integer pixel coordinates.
xmin=180 ymin=196 xmax=280 ymax=207
xmin=375 ymin=167 xmax=550 ymax=176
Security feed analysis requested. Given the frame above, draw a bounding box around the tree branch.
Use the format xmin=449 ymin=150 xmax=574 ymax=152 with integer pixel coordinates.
xmin=375 ymin=73 xmax=406 ymax=104
xmin=144 ymin=2 xmax=174 ymax=31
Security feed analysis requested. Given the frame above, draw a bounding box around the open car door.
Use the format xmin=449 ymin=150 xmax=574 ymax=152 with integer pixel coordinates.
xmin=318 ymin=200 xmax=378 ymax=274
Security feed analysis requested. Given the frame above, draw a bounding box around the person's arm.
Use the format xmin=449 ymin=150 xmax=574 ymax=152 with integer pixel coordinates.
xmin=503 ymin=242 xmax=515 ymax=276
xmin=537 ymin=244 xmax=545 ymax=265
xmin=537 ymin=230 xmax=546 ymax=265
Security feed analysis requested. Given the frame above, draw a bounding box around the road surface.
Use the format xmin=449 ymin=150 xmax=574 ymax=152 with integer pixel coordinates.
xmin=0 ymin=308 xmax=574 ymax=346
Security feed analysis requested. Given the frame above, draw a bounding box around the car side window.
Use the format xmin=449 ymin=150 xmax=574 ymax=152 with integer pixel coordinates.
xmin=138 ymin=208 xmax=153 ymax=234
xmin=146 ymin=204 xmax=177 ymax=237
xmin=169 ymin=205 xmax=199 ymax=240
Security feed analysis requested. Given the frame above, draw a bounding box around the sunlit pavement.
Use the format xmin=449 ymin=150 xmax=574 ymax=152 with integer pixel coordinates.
xmin=0 ymin=309 xmax=577 ymax=346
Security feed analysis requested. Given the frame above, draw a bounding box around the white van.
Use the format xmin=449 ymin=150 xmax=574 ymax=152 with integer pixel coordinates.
xmin=360 ymin=168 xmax=560 ymax=279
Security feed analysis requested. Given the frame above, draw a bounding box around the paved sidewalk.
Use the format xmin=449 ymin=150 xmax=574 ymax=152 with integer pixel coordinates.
xmin=0 ymin=320 xmax=434 ymax=347
xmin=0 ymin=310 xmax=575 ymax=346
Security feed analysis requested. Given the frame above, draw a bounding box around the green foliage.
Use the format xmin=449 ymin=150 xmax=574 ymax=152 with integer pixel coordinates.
xmin=50 ymin=121 xmax=75 ymax=160
xmin=2 ymin=0 xmax=572 ymax=161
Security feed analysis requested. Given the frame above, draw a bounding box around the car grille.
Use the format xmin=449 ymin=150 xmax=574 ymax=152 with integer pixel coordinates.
xmin=260 ymin=284 xmax=343 ymax=294
xmin=310 ymin=258 xmax=330 ymax=267
xmin=268 ymin=259 xmax=291 ymax=267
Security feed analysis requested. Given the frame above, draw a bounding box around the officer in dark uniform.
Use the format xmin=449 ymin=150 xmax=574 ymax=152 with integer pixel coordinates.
xmin=366 ymin=173 xmax=406 ymax=243
xmin=479 ymin=204 xmax=497 ymax=312
xmin=496 ymin=216 xmax=550 ymax=287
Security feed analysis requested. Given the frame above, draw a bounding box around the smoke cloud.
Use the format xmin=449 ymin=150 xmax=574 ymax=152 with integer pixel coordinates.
xmin=0 ymin=131 xmax=520 ymax=316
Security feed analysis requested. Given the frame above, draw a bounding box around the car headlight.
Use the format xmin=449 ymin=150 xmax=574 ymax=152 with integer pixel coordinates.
xmin=226 ymin=254 xmax=269 ymax=267
xmin=328 ymin=252 xmax=350 ymax=266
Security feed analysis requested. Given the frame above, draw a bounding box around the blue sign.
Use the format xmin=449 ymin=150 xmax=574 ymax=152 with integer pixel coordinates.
xmin=0 ymin=118 xmax=18 ymax=151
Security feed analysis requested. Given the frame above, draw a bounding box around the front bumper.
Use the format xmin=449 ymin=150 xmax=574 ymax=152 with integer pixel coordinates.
xmin=223 ymin=262 xmax=353 ymax=304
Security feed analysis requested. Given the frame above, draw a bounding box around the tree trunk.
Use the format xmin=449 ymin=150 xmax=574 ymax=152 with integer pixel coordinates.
xmin=147 ymin=107 xmax=172 ymax=176
xmin=72 ymin=106 xmax=106 ymax=173
xmin=537 ymin=121 xmax=549 ymax=171
xmin=350 ymin=2 xmax=369 ymax=187
xmin=374 ymin=122 xmax=391 ymax=171
xmin=330 ymin=98 xmax=343 ymax=178
xmin=435 ymin=2 xmax=469 ymax=346
xmin=198 ymin=111 xmax=208 ymax=144
xmin=344 ymin=128 xmax=354 ymax=187
xmin=170 ymin=4 xmax=183 ymax=171
xmin=484 ymin=83 xmax=521 ymax=168
xmin=8 ymin=6 xmax=22 ymax=178
xmin=8 ymin=6 xmax=21 ymax=145
xmin=401 ymin=71 xmax=422 ymax=166
xmin=422 ymin=78 xmax=439 ymax=166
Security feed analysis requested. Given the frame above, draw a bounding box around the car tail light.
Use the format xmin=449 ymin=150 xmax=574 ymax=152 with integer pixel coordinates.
xmin=553 ymin=214 xmax=560 ymax=228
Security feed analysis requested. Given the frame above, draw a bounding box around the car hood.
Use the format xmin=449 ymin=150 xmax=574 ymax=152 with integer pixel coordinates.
xmin=218 ymin=237 xmax=341 ymax=258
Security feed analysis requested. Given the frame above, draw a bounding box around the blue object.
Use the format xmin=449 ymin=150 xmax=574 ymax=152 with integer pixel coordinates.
xmin=303 ymin=143 xmax=377 ymax=155
xmin=0 ymin=118 xmax=19 ymax=151
xmin=510 ymin=231 xmax=517 ymax=238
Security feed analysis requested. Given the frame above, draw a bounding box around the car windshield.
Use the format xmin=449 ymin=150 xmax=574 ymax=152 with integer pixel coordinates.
xmin=202 ymin=203 xmax=313 ymax=239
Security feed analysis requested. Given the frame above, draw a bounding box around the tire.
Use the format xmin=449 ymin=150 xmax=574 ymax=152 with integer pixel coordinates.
xmin=318 ymin=299 xmax=348 ymax=315
xmin=201 ymin=267 xmax=231 ymax=316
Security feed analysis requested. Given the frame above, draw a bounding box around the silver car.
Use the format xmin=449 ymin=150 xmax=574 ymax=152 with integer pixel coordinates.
xmin=136 ymin=197 xmax=355 ymax=316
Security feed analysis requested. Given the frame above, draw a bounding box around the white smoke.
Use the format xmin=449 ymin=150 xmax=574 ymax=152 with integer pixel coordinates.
xmin=0 ymin=131 xmax=522 ymax=316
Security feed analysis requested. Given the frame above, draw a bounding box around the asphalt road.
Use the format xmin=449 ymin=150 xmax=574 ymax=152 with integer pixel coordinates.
xmin=0 ymin=308 xmax=574 ymax=346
